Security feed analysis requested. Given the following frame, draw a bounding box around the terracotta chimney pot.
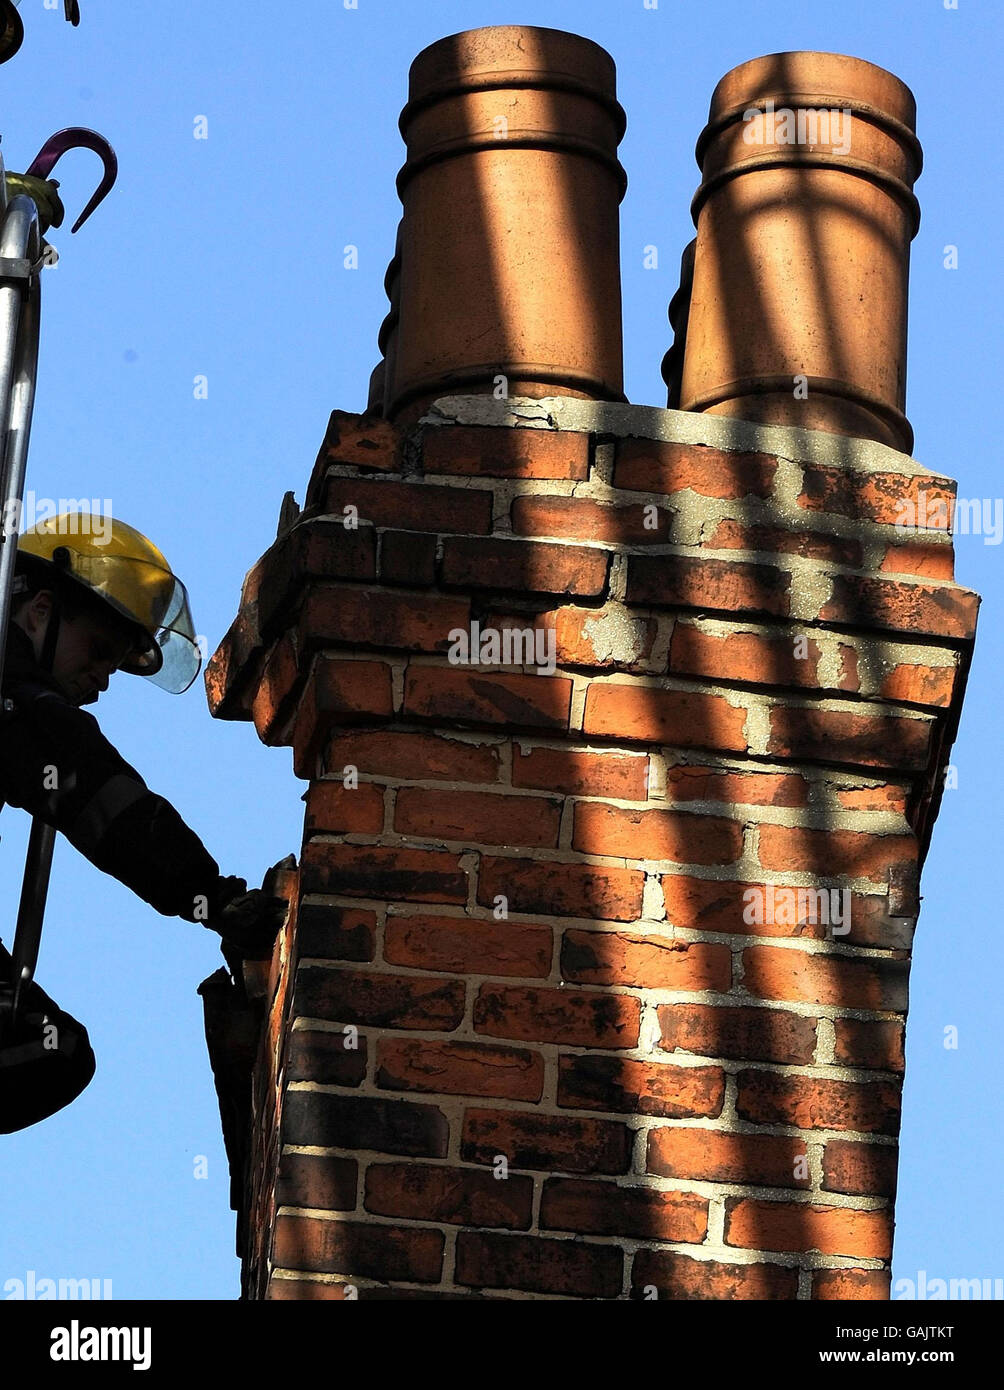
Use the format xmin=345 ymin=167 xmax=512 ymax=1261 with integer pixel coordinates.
xmin=675 ymin=51 xmax=923 ymax=452
xmin=385 ymin=25 xmax=628 ymax=423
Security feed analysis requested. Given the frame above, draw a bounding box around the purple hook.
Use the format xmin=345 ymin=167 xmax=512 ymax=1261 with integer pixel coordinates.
xmin=25 ymin=127 xmax=117 ymax=232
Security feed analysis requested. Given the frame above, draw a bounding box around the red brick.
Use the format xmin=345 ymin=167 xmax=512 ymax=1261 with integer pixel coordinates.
xmin=461 ymin=1108 xmax=632 ymax=1176
xmin=878 ymin=662 xmax=956 ymax=707
xmin=364 ymin=1162 xmax=533 ymax=1229
xmin=573 ymin=803 xmax=743 ymax=866
xmin=275 ymin=1153 xmax=357 ymax=1211
xmin=324 ymin=477 xmax=492 ymax=535
xmin=632 ymin=1249 xmax=799 ymax=1300
xmin=477 ymin=856 xmax=644 ymax=922
xmin=513 ymin=744 xmax=648 ymax=800
xmin=442 ymin=535 xmax=609 ymax=599
xmin=394 ymin=786 xmax=561 ymax=848
xmin=664 ymin=765 xmax=808 ymax=808
xmin=664 ymin=875 xmax=809 ymax=938
xmin=424 ymin=425 xmax=590 ymax=480
xmin=304 ymin=780 xmax=384 ymax=835
xmin=846 ymin=897 xmax=911 ymax=948
xmin=660 ymin=878 xmax=908 ymax=949
xmin=300 ymin=586 xmax=470 ymax=655
xmin=324 ymin=729 xmax=500 ymax=784
xmin=543 ymin=603 xmax=657 ymax=670
xmin=512 ymin=493 xmax=671 ymax=545
xmin=811 ymin=1267 xmax=891 ymax=1300
xmin=273 ymin=1214 xmax=443 ymax=1283
xmin=757 ymin=824 xmax=917 ymax=880
xmin=767 ymin=703 xmax=931 ymax=769
xmin=384 ymin=913 xmax=551 ymax=979
xmin=832 ymin=1018 xmax=905 ymax=1073
xmin=736 ymin=1071 xmax=901 ymax=1135
xmin=294 ymin=965 xmax=466 ymax=1031
xmin=256 ymin=523 xmax=377 ymax=637
xmin=741 ymin=945 xmax=908 ymax=1011
xmin=880 ymin=541 xmax=954 ymax=580
xmin=455 ymin=1230 xmax=622 ymax=1297
xmin=474 ymin=984 xmax=640 ymax=1049
xmin=296 ymin=904 xmax=377 ymax=962
xmin=292 ymin=657 xmax=394 ymax=776
xmin=380 ymin=530 xmax=437 ymax=586
xmin=283 ymin=1090 xmax=449 ymax=1155
xmin=657 ymin=1003 xmax=817 ymax=1065
xmin=725 ymin=1197 xmax=892 ymax=1258
xmin=286 ymin=1028 xmax=368 ymax=1087
xmin=376 ymin=1038 xmax=544 ymax=1102
xmin=541 ymin=1177 xmax=708 ymax=1241
xmin=833 ymin=782 xmax=911 ymax=813
xmin=558 ymin=1054 xmax=724 ymax=1118
xmin=205 ymin=608 xmax=259 ymax=718
xmin=670 ymin=623 xmax=823 ymax=689
xmin=614 ymin=438 xmax=777 ymax=500
xmin=300 ymin=841 xmax=469 ymax=903
xmin=820 ymin=574 xmax=979 ymax=640
xmin=797 ymin=466 xmax=954 ymax=527
xmin=404 ymin=665 xmax=572 ymax=731
xmin=647 ymin=1127 xmax=809 ymax=1188
xmin=583 ymin=683 xmax=747 ymax=752
xmin=561 ymin=929 xmax=731 ymax=992
xmin=251 ymin=633 xmax=302 ymax=743
xmin=312 ymin=409 xmax=400 ymax=476
xmin=823 ymin=1140 xmax=898 ymax=1196
xmin=626 ymin=554 xmax=791 ymax=617
xmin=706 ymin=518 xmax=863 ymax=567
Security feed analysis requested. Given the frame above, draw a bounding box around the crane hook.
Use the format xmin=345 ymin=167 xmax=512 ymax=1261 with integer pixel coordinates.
xmin=24 ymin=127 xmax=117 ymax=233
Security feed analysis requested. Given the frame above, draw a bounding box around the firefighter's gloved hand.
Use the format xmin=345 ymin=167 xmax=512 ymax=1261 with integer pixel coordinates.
xmin=4 ymin=172 xmax=65 ymax=234
xmin=208 ymin=887 xmax=287 ymax=959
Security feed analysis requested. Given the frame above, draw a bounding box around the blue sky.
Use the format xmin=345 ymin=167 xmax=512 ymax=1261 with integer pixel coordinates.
xmin=0 ymin=0 xmax=999 ymax=1299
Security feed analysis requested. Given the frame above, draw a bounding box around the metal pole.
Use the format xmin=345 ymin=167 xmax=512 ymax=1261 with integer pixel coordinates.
xmin=0 ymin=187 xmax=51 ymax=1027
xmin=0 ymin=188 xmax=41 ymax=692
xmin=10 ymin=819 xmax=56 ymax=1018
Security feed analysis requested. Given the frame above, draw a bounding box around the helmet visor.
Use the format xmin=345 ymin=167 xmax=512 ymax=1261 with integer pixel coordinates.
xmin=65 ymin=552 xmax=202 ymax=694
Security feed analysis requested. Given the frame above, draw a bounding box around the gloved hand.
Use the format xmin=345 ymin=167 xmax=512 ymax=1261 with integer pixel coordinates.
xmin=207 ymin=879 xmax=288 ymax=959
xmin=4 ymin=172 xmax=65 ymax=234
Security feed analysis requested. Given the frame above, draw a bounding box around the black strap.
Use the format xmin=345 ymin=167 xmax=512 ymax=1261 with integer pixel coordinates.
xmin=38 ymin=595 xmax=61 ymax=675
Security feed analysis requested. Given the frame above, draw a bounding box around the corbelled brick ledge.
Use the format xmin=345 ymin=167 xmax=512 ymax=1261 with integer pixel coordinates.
xmin=201 ymin=394 xmax=978 ymax=1301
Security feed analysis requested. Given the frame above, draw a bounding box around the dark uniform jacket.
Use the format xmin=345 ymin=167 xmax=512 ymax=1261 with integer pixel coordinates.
xmin=0 ymin=621 xmax=233 ymax=922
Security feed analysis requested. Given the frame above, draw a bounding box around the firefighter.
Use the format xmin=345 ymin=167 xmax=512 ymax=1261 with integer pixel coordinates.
xmin=0 ymin=512 xmax=286 ymax=1131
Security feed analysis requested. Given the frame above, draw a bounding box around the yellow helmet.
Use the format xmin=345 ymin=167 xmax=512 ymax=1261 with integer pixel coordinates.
xmin=16 ymin=513 xmax=201 ymax=693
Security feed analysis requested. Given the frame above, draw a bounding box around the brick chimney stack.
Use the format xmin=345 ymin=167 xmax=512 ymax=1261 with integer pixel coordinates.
xmin=201 ymin=31 xmax=978 ymax=1301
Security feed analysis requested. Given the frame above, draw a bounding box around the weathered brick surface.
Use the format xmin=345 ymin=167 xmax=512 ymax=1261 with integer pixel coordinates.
xmin=540 ymin=1177 xmax=709 ymax=1241
xmin=206 ymin=406 xmax=973 ymax=1301
xmin=377 ymin=1037 xmax=545 ymax=1101
xmin=364 ymin=1162 xmax=534 ymax=1229
xmin=647 ymin=1127 xmax=810 ymax=1188
xmin=725 ymin=1198 xmax=893 ymax=1258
